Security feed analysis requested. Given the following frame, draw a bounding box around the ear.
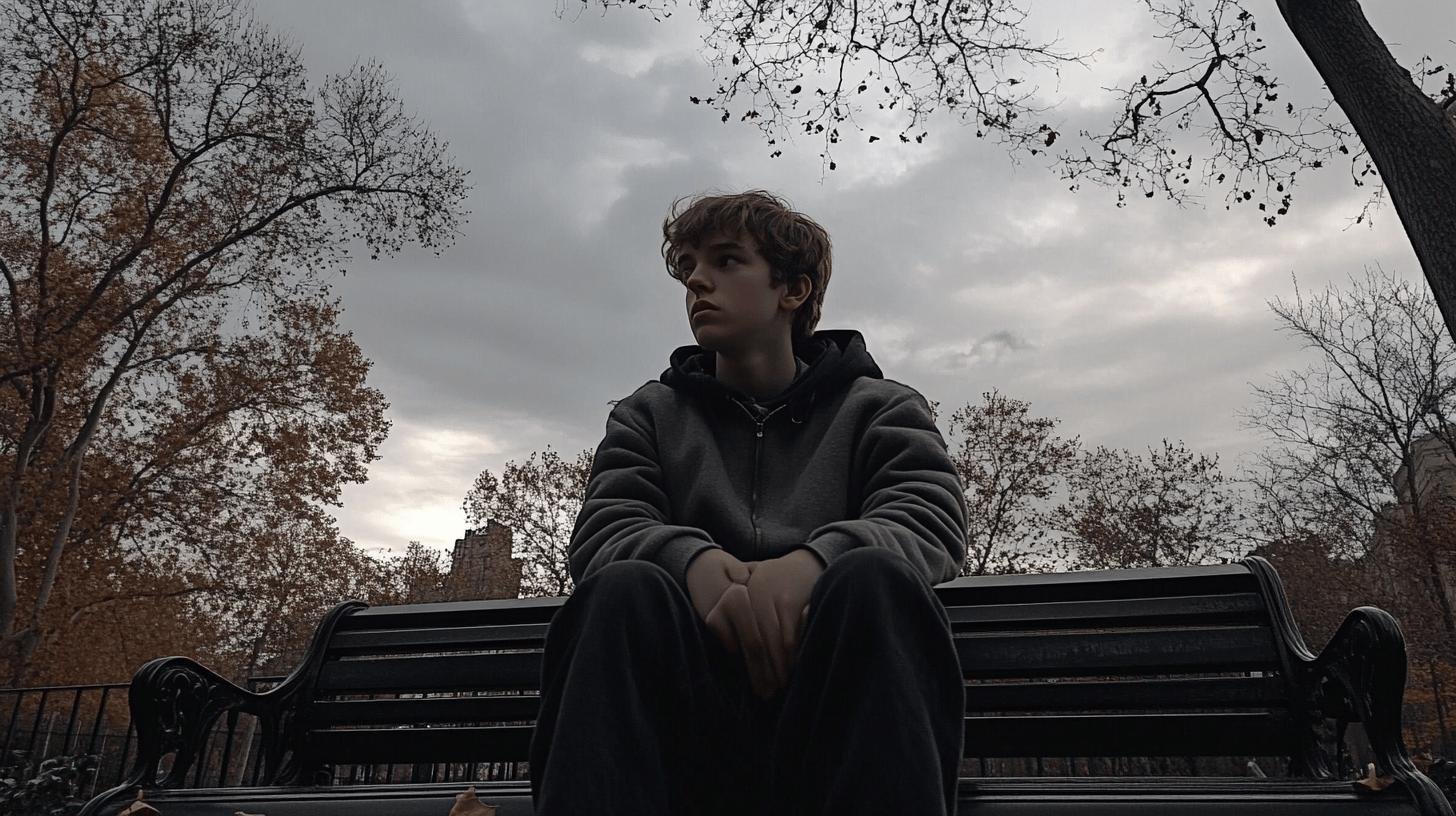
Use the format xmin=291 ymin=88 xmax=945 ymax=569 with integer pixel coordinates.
xmin=780 ymin=273 xmax=813 ymax=311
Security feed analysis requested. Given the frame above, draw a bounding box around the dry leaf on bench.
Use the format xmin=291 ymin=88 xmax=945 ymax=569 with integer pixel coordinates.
xmin=1353 ymin=762 xmax=1397 ymax=793
xmin=448 ymin=785 xmax=498 ymax=816
xmin=118 ymin=790 xmax=162 ymax=815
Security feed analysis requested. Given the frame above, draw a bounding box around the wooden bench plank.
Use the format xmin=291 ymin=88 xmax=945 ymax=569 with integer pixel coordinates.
xmin=328 ymin=623 xmax=547 ymax=656
xmin=99 ymin=778 xmax=1423 ymax=816
xmin=965 ymin=712 xmax=1297 ymax=757
xmin=947 ymin=593 xmax=1267 ymax=630
xmin=302 ymin=712 xmax=1295 ymax=764
xmin=310 ymin=675 xmax=1288 ymax=729
xmin=315 ymin=626 xmax=1279 ymax=693
xmin=322 ymin=594 xmax=1271 ymax=659
xmin=955 ymin=626 xmax=1279 ymax=677
xmin=964 ymin=676 xmax=1287 ymax=710
xmin=934 ymin=565 xmax=1258 ymax=607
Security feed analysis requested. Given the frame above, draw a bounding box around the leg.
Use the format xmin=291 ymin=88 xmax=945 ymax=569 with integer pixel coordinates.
xmin=529 ymin=559 xmax=768 ymax=816
xmin=766 ymin=547 xmax=965 ymax=816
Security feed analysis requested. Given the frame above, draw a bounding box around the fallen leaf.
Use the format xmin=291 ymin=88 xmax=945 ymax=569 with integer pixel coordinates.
xmin=118 ymin=790 xmax=162 ymax=815
xmin=1353 ymin=762 xmax=1397 ymax=793
xmin=448 ymin=785 xmax=499 ymax=816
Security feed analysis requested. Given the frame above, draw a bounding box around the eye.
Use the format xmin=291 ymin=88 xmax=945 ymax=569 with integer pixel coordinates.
xmin=721 ymin=256 xmax=739 ymax=266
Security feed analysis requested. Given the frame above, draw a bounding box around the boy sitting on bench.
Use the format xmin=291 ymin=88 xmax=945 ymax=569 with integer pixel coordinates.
xmin=529 ymin=189 xmax=969 ymax=816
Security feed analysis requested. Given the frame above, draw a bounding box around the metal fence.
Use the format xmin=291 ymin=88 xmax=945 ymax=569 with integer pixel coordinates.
xmin=0 ymin=678 xmax=532 ymax=797
xmin=0 ymin=676 xmax=1372 ymax=798
xmin=1 ymin=681 xmax=135 ymax=800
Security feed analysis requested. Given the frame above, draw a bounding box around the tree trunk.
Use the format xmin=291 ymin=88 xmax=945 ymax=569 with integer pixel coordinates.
xmin=1430 ymin=658 xmax=1452 ymax=754
xmin=1276 ymin=0 xmax=1456 ymax=341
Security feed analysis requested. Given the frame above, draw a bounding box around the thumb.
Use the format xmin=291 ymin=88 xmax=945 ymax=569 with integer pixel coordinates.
xmin=725 ymin=559 xmax=752 ymax=585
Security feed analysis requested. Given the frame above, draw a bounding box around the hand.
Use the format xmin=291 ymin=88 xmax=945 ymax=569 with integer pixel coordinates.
xmin=741 ymin=549 xmax=825 ymax=700
xmin=685 ymin=548 xmax=757 ymax=652
xmin=687 ymin=552 xmax=785 ymax=701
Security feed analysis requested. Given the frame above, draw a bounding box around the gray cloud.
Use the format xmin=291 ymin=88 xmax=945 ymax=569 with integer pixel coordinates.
xmin=243 ymin=0 xmax=1448 ymax=552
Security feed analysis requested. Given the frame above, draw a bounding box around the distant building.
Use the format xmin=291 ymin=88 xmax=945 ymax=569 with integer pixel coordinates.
xmin=414 ymin=520 xmax=523 ymax=601
xmin=1383 ymin=432 xmax=1456 ymax=506
xmin=1373 ymin=431 xmax=1456 ymax=607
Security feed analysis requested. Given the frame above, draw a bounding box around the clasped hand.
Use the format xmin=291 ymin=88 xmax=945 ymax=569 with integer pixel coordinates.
xmin=685 ymin=548 xmax=825 ymax=700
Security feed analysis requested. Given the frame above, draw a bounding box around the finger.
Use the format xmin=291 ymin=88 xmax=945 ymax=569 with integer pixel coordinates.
xmin=784 ymin=602 xmax=803 ymax=667
xmin=791 ymin=605 xmax=811 ymax=667
xmin=722 ymin=558 xmax=750 ymax=586
xmin=725 ymin=588 xmax=773 ymax=699
xmin=706 ymin=591 xmax=739 ymax=656
xmin=753 ymin=592 xmax=787 ymax=692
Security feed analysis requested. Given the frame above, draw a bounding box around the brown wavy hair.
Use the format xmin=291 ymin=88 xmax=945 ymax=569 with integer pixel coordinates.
xmin=661 ymin=189 xmax=832 ymax=339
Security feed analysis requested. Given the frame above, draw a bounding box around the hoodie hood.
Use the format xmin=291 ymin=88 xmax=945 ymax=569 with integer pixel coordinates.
xmin=660 ymin=329 xmax=884 ymax=423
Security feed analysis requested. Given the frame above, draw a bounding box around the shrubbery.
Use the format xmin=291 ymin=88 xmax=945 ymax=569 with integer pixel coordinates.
xmin=0 ymin=752 xmax=97 ymax=816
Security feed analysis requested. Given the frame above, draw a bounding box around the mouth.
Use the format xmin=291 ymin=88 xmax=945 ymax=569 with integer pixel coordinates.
xmin=690 ymin=303 xmax=719 ymax=317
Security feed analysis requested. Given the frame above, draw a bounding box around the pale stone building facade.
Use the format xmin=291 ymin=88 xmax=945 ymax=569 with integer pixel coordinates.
xmin=414 ymin=519 xmax=524 ymax=601
xmin=1373 ymin=432 xmax=1456 ymax=612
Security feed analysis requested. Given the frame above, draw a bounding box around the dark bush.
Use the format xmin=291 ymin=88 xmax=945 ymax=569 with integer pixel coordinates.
xmin=0 ymin=751 xmax=98 ymax=816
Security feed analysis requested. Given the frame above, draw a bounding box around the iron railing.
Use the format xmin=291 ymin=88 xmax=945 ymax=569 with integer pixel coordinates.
xmin=3 ymin=674 xmax=1391 ymax=797
xmin=0 ymin=678 xmax=532 ymax=796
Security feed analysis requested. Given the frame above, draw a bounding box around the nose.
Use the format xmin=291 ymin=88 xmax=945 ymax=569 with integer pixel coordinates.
xmin=685 ymin=266 xmax=711 ymax=296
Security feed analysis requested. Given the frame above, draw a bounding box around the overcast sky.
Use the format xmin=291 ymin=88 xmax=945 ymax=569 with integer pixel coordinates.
xmin=244 ymin=0 xmax=1452 ymax=559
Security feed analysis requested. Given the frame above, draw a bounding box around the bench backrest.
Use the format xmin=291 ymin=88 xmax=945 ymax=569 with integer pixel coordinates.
xmin=287 ymin=557 xmax=1305 ymax=776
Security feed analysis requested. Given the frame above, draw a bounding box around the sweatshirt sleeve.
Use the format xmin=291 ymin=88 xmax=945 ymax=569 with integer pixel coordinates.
xmin=568 ymin=395 xmax=721 ymax=593
xmin=800 ymin=385 xmax=968 ymax=586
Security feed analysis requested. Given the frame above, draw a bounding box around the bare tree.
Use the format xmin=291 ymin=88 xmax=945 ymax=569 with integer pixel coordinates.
xmin=944 ymin=389 xmax=1080 ymax=575
xmin=574 ymin=0 xmax=1456 ymax=339
xmin=1238 ymin=265 xmax=1456 ymax=645
xmin=1054 ymin=438 xmax=1247 ymax=569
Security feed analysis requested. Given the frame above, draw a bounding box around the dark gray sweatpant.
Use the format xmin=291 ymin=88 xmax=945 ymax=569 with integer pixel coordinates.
xmin=528 ymin=546 xmax=965 ymax=816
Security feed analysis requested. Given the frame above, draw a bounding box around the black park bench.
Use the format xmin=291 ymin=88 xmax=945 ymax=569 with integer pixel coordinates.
xmin=79 ymin=556 xmax=1454 ymax=815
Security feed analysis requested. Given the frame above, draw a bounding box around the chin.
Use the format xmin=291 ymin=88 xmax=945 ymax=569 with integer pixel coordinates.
xmin=689 ymin=325 xmax=723 ymax=349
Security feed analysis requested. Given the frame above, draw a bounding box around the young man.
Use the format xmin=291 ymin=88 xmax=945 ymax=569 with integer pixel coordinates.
xmin=529 ymin=190 xmax=968 ymax=816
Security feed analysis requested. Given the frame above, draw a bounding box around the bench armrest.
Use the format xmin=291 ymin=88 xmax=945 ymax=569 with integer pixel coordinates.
xmin=79 ymin=599 xmax=368 ymax=816
xmin=1243 ymin=556 xmax=1453 ymax=816
xmin=1306 ymin=607 xmax=1453 ymax=816
xmin=77 ymin=657 xmax=270 ymax=816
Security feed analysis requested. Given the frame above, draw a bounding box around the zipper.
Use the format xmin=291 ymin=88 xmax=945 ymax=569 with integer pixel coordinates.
xmin=728 ymin=398 xmax=788 ymax=559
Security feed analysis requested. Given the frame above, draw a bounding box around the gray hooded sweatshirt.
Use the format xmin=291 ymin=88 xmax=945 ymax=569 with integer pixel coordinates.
xmin=568 ymin=329 xmax=968 ymax=594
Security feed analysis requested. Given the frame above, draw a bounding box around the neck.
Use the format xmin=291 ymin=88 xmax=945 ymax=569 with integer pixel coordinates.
xmin=714 ymin=334 xmax=798 ymax=401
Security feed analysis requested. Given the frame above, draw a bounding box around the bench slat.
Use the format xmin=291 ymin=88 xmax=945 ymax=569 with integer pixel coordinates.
xmin=328 ymin=623 xmax=546 ymax=656
xmin=307 ymin=724 xmax=533 ymax=762
xmin=313 ymin=696 xmax=542 ymax=726
xmin=965 ymin=676 xmax=1287 ymax=711
xmin=314 ymin=627 xmax=1279 ymax=693
xmin=307 ymin=673 xmax=1287 ymax=728
xmin=947 ymin=593 xmax=1267 ymax=631
xmin=318 ymin=652 xmax=543 ymax=693
xmin=303 ymin=712 xmax=1294 ymax=764
xmin=322 ymin=594 xmax=1271 ymax=658
xmin=340 ymin=564 xmax=1259 ymax=633
xmin=309 ymin=675 xmax=1288 ymax=728
xmin=935 ymin=565 xmax=1257 ymax=607
xmin=966 ymin=712 xmax=1297 ymax=757
xmin=957 ymin=626 xmax=1278 ymax=678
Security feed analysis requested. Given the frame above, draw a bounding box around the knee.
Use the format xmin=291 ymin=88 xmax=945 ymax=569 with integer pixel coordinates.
xmin=807 ymin=548 xmax=952 ymax=643
xmin=816 ymin=547 xmax=924 ymax=597
xmin=571 ymin=559 xmax=680 ymax=614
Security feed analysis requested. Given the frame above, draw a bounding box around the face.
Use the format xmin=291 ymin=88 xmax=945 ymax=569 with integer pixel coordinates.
xmin=676 ymin=231 xmax=810 ymax=352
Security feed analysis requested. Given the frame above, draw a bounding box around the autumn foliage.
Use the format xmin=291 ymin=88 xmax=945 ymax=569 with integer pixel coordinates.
xmin=0 ymin=0 xmax=467 ymax=685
